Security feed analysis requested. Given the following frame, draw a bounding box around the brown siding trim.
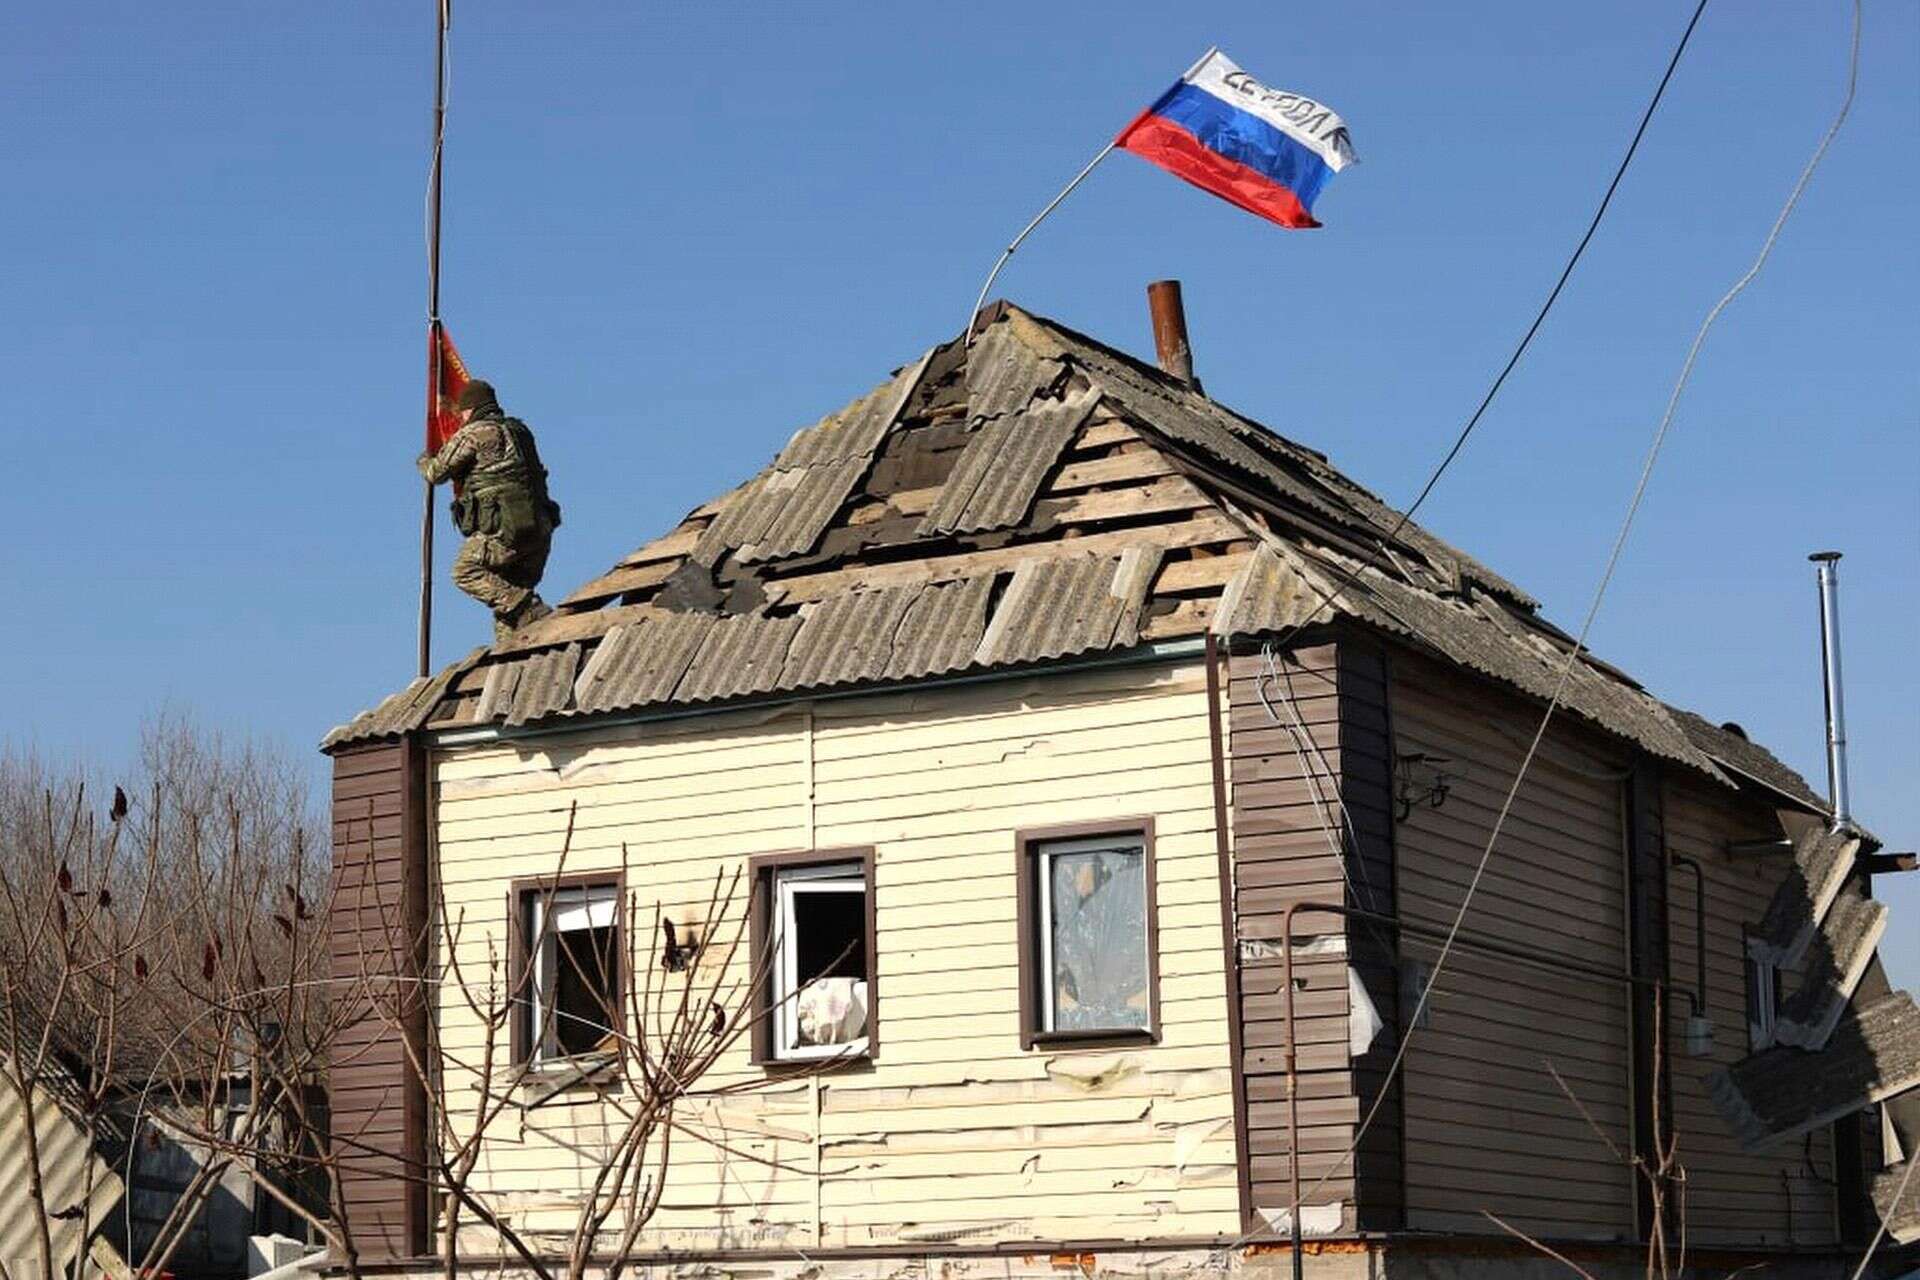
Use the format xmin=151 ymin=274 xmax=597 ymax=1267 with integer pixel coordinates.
xmin=325 ymin=737 xmax=429 ymax=1259
xmin=745 ymin=847 xmax=878 ymax=1066
xmin=504 ymin=869 xmax=628 ymax=1066
xmin=1206 ymin=634 xmax=1256 ymax=1235
xmin=399 ymin=736 xmax=428 ymax=1259
xmin=1625 ymin=759 xmax=1671 ymax=1241
xmin=1339 ymin=635 xmax=1406 ymax=1232
xmin=1014 ymin=817 xmax=1161 ymax=1051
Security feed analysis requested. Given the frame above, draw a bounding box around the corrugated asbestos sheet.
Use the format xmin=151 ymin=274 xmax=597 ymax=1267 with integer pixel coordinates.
xmin=1216 ymin=535 xmax=1720 ymax=776
xmin=975 ymin=553 xmax=1152 ymax=667
xmin=1668 ymin=707 xmax=1831 ymax=812
xmin=1750 ymin=826 xmax=1859 ymax=966
xmin=573 ymin=611 xmax=715 ymax=715
xmin=676 ymin=612 xmax=806 ymax=704
xmin=1211 ymin=545 xmax=1324 ymax=638
xmin=1874 ymin=1167 xmax=1920 ymax=1244
xmin=321 ymin=647 xmax=484 ymax=750
xmin=1708 ymin=990 xmax=1920 ymax=1151
xmin=1015 ymin=309 xmax=1536 ymax=607
xmin=921 ymin=379 xmax=1096 ymax=535
xmin=780 ymin=584 xmax=922 ymax=690
xmin=884 ymin=576 xmax=993 ymax=680
xmin=1774 ymin=885 xmax=1888 ymax=1049
xmin=694 ymin=352 xmax=931 ymax=567
xmin=503 ymin=643 xmax=580 ymax=727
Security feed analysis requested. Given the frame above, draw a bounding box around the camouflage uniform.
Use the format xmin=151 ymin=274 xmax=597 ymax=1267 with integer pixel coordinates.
xmin=418 ymin=402 xmax=562 ymax=641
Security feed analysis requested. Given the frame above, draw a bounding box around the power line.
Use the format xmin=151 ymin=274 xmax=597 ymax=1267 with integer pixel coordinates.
xmin=1267 ymin=0 xmax=1710 ymax=654
xmin=1263 ymin=0 xmax=1863 ymax=1232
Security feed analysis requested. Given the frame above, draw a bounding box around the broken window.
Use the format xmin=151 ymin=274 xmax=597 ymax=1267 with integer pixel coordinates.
xmin=1745 ymin=941 xmax=1783 ymax=1052
xmin=753 ymin=855 xmax=873 ymax=1062
xmin=1025 ymin=831 xmax=1155 ymax=1042
xmin=520 ymin=882 xmax=620 ymax=1062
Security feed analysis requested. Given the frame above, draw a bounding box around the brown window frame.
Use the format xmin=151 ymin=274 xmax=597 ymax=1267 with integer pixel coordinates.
xmin=1015 ymin=818 xmax=1160 ymax=1050
xmin=507 ymin=870 xmax=626 ymax=1067
xmin=746 ymin=847 xmax=879 ymax=1067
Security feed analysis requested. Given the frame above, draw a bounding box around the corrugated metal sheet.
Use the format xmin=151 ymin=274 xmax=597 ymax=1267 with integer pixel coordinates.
xmin=573 ymin=611 xmax=715 ymax=715
xmin=0 ymin=1073 xmax=123 ymax=1280
xmin=921 ymin=384 xmax=1098 ymax=536
xmin=1708 ymin=990 xmax=1920 ymax=1152
xmin=503 ymin=643 xmax=580 ymax=726
xmin=975 ymin=554 xmax=1144 ymax=667
xmin=675 ymin=612 xmax=805 ymax=704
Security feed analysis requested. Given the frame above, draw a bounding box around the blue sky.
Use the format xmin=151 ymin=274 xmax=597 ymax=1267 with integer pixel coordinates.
xmin=3 ymin=4 xmax=1914 ymax=976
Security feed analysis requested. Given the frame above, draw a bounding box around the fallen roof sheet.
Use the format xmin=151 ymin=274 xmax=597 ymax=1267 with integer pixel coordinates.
xmin=1750 ymin=825 xmax=1861 ymax=967
xmin=1707 ymin=990 xmax=1920 ymax=1152
xmin=1775 ymin=885 xmax=1889 ymax=1050
xmin=1873 ymin=1165 xmax=1920 ymax=1245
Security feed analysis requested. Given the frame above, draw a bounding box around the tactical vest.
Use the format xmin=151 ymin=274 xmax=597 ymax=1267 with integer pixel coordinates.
xmin=450 ymin=415 xmax=562 ymax=542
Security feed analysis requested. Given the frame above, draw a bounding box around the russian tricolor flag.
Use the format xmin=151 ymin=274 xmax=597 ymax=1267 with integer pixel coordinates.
xmin=1118 ymin=49 xmax=1356 ymax=229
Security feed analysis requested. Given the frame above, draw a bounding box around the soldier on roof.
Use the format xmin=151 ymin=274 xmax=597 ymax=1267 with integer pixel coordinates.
xmin=418 ymin=379 xmax=562 ymax=642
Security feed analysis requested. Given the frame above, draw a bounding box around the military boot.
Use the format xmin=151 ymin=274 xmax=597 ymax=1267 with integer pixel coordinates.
xmin=493 ymin=593 xmax=553 ymax=642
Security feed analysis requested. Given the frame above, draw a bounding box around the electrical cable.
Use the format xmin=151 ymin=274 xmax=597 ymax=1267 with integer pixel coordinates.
xmin=1225 ymin=0 xmax=1862 ymax=1244
xmin=1263 ymin=0 xmax=1711 ymax=655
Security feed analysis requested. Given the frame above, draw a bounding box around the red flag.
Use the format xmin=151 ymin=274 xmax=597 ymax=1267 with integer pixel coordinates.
xmin=426 ymin=322 xmax=470 ymax=454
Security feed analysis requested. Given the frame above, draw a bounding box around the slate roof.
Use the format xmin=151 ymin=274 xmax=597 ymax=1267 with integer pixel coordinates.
xmin=320 ymin=301 xmax=1817 ymax=799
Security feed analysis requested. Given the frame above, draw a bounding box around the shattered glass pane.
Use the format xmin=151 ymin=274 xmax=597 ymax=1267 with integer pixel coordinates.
xmin=1047 ymin=847 xmax=1149 ymax=1032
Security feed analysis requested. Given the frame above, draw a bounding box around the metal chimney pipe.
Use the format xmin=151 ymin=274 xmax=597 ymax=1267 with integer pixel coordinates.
xmin=1810 ymin=551 xmax=1852 ymax=830
xmin=1146 ymin=280 xmax=1201 ymax=390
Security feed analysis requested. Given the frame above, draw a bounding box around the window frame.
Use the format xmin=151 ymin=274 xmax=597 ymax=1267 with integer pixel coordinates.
xmin=507 ymin=871 xmax=625 ymax=1066
xmin=1015 ymin=819 xmax=1160 ymax=1050
xmin=747 ymin=848 xmax=878 ymax=1067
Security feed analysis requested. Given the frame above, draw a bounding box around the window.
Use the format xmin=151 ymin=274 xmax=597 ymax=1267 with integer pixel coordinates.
xmin=513 ymin=878 xmax=621 ymax=1063
xmin=1745 ymin=938 xmax=1783 ymax=1052
xmin=1017 ymin=822 xmax=1159 ymax=1048
xmin=749 ymin=850 xmax=876 ymax=1064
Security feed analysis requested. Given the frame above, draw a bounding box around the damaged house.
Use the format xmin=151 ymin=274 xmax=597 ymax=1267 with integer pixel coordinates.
xmin=324 ymin=294 xmax=1917 ymax=1275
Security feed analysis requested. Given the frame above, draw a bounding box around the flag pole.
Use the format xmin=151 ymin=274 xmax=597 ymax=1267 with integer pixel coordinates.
xmin=964 ymin=140 xmax=1116 ymax=347
xmin=964 ymin=47 xmax=1217 ymax=347
xmin=419 ymin=0 xmax=450 ymax=679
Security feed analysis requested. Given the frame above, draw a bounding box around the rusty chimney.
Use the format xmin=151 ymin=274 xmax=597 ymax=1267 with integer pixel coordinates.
xmin=1147 ymin=280 xmax=1201 ymax=391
